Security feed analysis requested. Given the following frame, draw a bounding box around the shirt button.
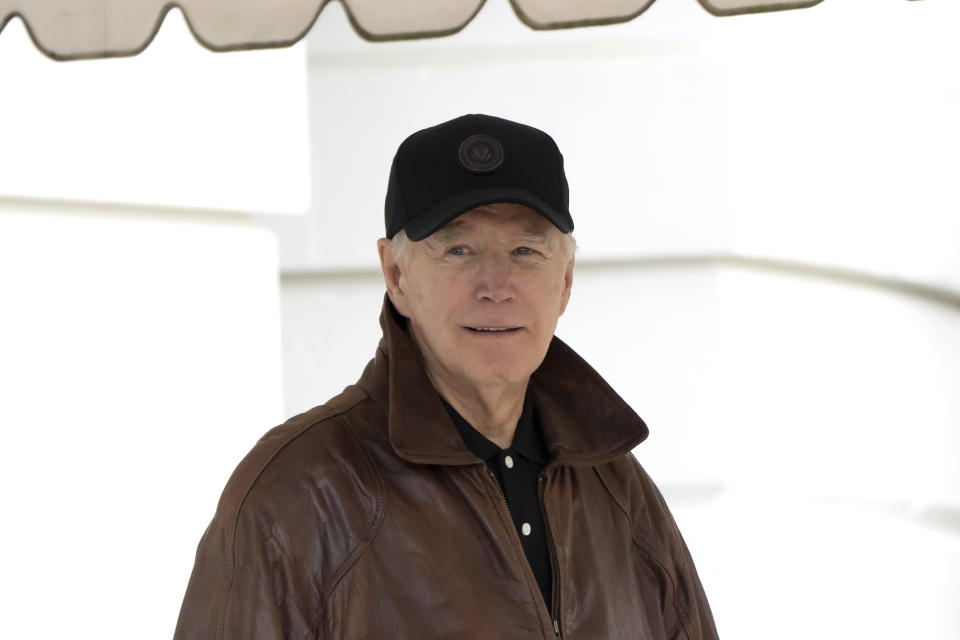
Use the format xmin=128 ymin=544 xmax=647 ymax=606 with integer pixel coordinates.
xmin=504 ymin=455 xmax=514 ymax=469
xmin=521 ymin=523 xmax=532 ymax=536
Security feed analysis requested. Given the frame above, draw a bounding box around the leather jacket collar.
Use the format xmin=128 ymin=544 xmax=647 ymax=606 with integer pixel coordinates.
xmin=358 ymin=295 xmax=648 ymax=468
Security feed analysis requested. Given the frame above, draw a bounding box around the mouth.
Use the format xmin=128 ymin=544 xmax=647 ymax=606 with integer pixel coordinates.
xmin=464 ymin=326 xmax=522 ymax=334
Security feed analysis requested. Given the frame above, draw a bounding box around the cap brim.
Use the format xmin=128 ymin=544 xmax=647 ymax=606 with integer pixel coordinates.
xmin=403 ymin=187 xmax=574 ymax=241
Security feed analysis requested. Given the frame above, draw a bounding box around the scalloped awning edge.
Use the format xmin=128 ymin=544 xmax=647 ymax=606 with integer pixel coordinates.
xmin=0 ymin=0 xmax=828 ymax=62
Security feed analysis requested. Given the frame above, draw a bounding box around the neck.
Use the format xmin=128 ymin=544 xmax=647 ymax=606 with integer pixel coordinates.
xmin=428 ymin=373 xmax=527 ymax=449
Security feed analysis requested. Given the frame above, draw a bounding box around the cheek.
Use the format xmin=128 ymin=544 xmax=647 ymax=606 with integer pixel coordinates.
xmin=530 ymin=270 xmax=568 ymax=310
xmin=412 ymin=279 xmax=463 ymax=335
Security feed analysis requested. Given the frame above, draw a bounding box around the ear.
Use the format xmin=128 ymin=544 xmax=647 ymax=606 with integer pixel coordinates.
xmin=558 ymin=256 xmax=575 ymax=317
xmin=377 ymin=238 xmax=411 ymax=317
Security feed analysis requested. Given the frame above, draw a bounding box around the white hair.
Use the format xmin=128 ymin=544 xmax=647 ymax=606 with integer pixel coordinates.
xmin=561 ymin=232 xmax=577 ymax=260
xmin=388 ymin=229 xmax=413 ymax=266
xmin=388 ymin=228 xmax=576 ymax=266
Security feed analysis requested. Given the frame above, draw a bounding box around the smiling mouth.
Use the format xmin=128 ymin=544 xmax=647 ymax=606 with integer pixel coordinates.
xmin=465 ymin=326 xmax=521 ymax=333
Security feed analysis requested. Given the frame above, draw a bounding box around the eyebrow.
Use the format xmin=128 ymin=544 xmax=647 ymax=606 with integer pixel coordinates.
xmin=516 ymin=231 xmax=549 ymax=244
xmin=428 ymin=221 xmax=552 ymax=245
xmin=430 ymin=224 xmax=465 ymax=244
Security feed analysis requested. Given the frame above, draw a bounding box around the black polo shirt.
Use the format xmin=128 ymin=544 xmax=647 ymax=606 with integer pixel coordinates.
xmin=440 ymin=393 xmax=553 ymax=610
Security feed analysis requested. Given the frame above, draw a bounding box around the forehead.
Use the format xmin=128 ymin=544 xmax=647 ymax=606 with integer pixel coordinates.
xmin=430 ymin=203 xmax=553 ymax=241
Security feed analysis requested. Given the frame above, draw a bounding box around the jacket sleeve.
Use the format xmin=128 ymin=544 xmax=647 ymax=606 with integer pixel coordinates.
xmin=173 ymin=496 xmax=319 ymax=640
xmin=172 ymin=398 xmax=379 ymax=640
xmin=627 ymin=456 xmax=720 ymax=640
xmin=660 ymin=507 xmax=718 ymax=640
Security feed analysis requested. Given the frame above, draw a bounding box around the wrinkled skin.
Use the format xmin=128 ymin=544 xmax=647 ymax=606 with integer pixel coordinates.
xmin=378 ymin=203 xmax=574 ymax=445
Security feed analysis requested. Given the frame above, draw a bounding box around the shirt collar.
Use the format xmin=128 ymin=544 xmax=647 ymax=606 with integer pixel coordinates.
xmin=440 ymin=391 xmax=550 ymax=466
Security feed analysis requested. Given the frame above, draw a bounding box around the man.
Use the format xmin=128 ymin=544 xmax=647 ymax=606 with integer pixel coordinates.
xmin=174 ymin=114 xmax=718 ymax=639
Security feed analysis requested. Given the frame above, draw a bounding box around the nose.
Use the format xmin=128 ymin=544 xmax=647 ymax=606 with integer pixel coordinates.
xmin=474 ymin=254 xmax=516 ymax=303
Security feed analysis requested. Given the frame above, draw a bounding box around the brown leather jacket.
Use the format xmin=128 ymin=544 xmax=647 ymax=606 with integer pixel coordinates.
xmin=174 ymin=298 xmax=718 ymax=639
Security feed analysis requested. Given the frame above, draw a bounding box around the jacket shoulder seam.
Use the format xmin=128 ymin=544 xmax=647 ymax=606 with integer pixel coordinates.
xmin=216 ymin=389 xmax=369 ymax=640
xmin=592 ymin=463 xmax=689 ymax=637
xmin=307 ymin=396 xmax=388 ymax=634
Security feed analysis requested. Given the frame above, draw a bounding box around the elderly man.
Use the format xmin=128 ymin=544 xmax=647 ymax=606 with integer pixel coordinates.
xmin=174 ymin=114 xmax=718 ymax=639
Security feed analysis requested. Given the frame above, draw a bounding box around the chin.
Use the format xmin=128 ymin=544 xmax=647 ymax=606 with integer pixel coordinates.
xmin=465 ymin=361 xmax=538 ymax=387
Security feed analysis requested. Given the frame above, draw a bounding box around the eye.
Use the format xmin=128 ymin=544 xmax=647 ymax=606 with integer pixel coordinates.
xmin=447 ymin=246 xmax=467 ymax=256
xmin=514 ymin=246 xmax=534 ymax=255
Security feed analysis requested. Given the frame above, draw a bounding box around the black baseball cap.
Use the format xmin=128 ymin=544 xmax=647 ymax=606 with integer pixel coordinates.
xmin=384 ymin=114 xmax=573 ymax=241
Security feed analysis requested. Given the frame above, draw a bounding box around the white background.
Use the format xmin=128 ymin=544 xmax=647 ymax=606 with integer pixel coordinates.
xmin=1 ymin=0 xmax=958 ymax=638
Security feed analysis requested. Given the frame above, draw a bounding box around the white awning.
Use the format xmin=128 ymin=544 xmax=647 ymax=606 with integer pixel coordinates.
xmin=0 ymin=0 xmax=826 ymax=61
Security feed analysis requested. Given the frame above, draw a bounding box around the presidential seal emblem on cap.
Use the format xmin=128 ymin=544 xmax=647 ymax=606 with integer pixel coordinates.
xmin=457 ymin=134 xmax=505 ymax=174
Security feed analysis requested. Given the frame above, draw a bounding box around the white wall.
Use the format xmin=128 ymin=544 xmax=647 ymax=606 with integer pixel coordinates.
xmin=0 ymin=9 xmax=311 ymax=215
xmin=0 ymin=11 xmax=309 ymax=639
xmin=0 ymin=201 xmax=285 ymax=639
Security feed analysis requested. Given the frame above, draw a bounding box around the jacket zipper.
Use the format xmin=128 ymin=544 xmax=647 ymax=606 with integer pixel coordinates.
xmin=486 ymin=468 xmax=513 ymax=520
xmin=539 ymin=473 xmax=562 ymax=639
xmin=485 ymin=468 xmax=560 ymax=639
